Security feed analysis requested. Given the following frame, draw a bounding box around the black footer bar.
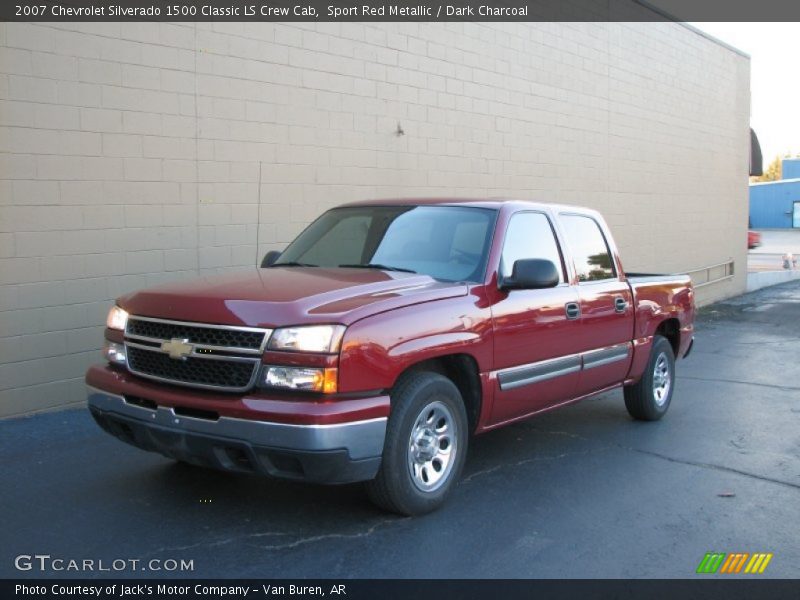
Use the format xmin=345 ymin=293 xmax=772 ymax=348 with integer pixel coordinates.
xmin=4 ymin=579 xmax=800 ymax=600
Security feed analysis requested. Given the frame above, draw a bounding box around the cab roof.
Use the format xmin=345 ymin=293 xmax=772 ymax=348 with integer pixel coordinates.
xmin=337 ymin=197 xmax=596 ymax=215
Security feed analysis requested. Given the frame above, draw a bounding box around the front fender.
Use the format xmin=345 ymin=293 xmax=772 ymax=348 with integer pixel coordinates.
xmin=337 ymin=294 xmax=492 ymax=394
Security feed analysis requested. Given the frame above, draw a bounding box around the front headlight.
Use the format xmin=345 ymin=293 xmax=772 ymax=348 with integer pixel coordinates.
xmin=263 ymin=366 xmax=338 ymax=394
xmin=106 ymin=306 xmax=129 ymax=331
xmin=268 ymin=325 xmax=345 ymax=353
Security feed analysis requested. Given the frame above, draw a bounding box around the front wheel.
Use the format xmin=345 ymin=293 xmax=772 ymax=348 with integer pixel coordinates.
xmin=624 ymin=335 xmax=675 ymax=421
xmin=365 ymin=372 xmax=468 ymax=516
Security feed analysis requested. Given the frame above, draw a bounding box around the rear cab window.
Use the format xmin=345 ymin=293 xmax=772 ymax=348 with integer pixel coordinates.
xmin=559 ymin=214 xmax=616 ymax=282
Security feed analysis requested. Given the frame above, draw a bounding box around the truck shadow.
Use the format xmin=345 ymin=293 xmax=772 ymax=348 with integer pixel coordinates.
xmin=0 ymin=391 xmax=677 ymax=579
xmin=137 ymin=392 xmax=628 ymax=518
xmin=0 ymin=382 xmax=748 ymax=578
xmin=110 ymin=394 xmax=632 ymax=561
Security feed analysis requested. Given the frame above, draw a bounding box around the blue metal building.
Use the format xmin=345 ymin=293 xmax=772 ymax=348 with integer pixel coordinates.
xmin=750 ymin=158 xmax=800 ymax=228
xmin=782 ymin=158 xmax=800 ymax=180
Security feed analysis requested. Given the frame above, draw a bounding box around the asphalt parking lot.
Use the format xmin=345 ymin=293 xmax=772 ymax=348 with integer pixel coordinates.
xmin=2 ymin=282 xmax=799 ymax=580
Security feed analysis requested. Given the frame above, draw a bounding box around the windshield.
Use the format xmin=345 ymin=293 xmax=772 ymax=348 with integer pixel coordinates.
xmin=274 ymin=205 xmax=497 ymax=283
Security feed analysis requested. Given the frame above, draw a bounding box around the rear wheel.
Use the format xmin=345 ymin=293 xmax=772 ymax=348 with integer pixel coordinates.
xmin=624 ymin=335 xmax=675 ymax=421
xmin=365 ymin=372 xmax=468 ymax=516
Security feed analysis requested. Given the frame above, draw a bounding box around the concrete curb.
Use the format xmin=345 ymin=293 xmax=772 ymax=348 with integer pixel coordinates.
xmin=746 ymin=270 xmax=800 ymax=292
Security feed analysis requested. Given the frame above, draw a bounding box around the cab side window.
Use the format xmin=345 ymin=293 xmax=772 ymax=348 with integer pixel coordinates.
xmin=500 ymin=212 xmax=564 ymax=282
xmin=560 ymin=215 xmax=616 ymax=282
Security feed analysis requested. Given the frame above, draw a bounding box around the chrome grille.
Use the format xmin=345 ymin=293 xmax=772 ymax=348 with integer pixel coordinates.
xmin=126 ymin=345 xmax=257 ymax=390
xmin=124 ymin=317 xmax=271 ymax=392
xmin=126 ymin=316 xmax=267 ymax=353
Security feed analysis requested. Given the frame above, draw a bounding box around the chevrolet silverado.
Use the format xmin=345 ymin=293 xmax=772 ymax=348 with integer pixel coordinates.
xmin=87 ymin=199 xmax=695 ymax=515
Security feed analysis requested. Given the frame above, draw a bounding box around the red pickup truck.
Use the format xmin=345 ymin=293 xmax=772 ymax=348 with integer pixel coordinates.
xmin=87 ymin=199 xmax=694 ymax=515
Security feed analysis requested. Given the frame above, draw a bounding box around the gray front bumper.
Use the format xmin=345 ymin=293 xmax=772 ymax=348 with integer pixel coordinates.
xmin=87 ymin=386 xmax=386 ymax=484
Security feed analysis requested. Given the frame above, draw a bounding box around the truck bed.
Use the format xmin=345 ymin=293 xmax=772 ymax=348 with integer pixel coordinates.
xmin=626 ymin=272 xmax=694 ymax=359
xmin=626 ymin=272 xmax=689 ymax=281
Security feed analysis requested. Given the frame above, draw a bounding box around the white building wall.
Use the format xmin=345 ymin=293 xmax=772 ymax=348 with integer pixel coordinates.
xmin=0 ymin=21 xmax=750 ymax=416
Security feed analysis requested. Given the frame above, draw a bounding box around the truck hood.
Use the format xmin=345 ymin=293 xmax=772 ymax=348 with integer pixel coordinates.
xmin=118 ymin=267 xmax=468 ymax=328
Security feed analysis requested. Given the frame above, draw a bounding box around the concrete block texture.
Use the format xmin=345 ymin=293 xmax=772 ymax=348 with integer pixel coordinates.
xmin=0 ymin=21 xmax=750 ymax=417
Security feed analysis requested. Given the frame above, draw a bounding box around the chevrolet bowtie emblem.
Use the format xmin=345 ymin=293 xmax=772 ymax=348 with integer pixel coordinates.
xmin=161 ymin=338 xmax=193 ymax=360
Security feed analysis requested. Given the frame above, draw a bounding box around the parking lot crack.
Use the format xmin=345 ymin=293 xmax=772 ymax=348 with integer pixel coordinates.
xmin=621 ymin=446 xmax=800 ymax=491
xmin=461 ymin=448 xmax=601 ymax=484
xmin=460 ymin=464 xmax=504 ymax=483
xmin=463 ymin=427 xmax=799 ymax=492
xmin=525 ymin=427 xmax=587 ymax=440
xmin=683 ymin=375 xmax=800 ymax=392
xmin=256 ymin=518 xmax=400 ymax=550
xmin=141 ymin=521 xmax=402 ymax=558
xmin=141 ymin=531 xmax=291 ymax=557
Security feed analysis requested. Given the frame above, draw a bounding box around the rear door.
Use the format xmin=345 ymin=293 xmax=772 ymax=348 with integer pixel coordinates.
xmin=489 ymin=211 xmax=583 ymax=425
xmin=559 ymin=213 xmax=634 ymax=395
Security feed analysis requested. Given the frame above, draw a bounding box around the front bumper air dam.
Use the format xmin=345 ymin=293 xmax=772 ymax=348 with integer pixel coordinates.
xmin=87 ymin=386 xmax=386 ymax=484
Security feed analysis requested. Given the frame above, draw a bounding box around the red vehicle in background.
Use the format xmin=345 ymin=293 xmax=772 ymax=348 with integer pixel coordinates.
xmin=748 ymin=230 xmax=762 ymax=250
xmin=86 ymin=199 xmax=695 ymax=515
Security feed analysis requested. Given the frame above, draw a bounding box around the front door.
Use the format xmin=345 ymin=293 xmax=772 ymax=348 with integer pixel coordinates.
xmin=490 ymin=211 xmax=583 ymax=425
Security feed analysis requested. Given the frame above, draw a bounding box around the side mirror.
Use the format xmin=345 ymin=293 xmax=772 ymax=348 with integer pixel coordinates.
xmin=500 ymin=259 xmax=559 ymax=290
xmin=260 ymin=250 xmax=282 ymax=268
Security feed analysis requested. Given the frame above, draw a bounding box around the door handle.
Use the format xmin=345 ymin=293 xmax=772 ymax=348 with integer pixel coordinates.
xmin=565 ymin=302 xmax=581 ymax=320
xmin=614 ymin=297 xmax=628 ymax=313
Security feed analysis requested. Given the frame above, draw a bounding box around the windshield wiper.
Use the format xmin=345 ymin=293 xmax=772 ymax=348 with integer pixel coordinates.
xmin=339 ymin=263 xmax=417 ymax=274
xmin=271 ymin=261 xmax=318 ymax=267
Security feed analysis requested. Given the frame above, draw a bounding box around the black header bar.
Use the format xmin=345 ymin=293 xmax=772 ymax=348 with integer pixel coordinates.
xmin=3 ymin=0 xmax=800 ymax=22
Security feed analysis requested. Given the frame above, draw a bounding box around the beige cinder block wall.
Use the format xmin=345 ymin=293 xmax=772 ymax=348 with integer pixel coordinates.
xmin=0 ymin=21 xmax=750 ymax=417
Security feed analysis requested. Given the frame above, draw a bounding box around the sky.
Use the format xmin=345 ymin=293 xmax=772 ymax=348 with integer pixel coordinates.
xmin=690 ymin=22 xmax=800 ymax=167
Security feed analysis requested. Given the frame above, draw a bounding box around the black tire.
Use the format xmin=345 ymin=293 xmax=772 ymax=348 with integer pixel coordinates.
xmin=365 ymin=371 xmax=468 ymax=516
xmin=624 ymin=335 xmax=675 ymax=421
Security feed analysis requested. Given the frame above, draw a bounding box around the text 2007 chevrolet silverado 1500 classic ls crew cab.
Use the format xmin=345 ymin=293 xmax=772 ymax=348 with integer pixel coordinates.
xmin=87 ymin=199 xmax=695 ymax=515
